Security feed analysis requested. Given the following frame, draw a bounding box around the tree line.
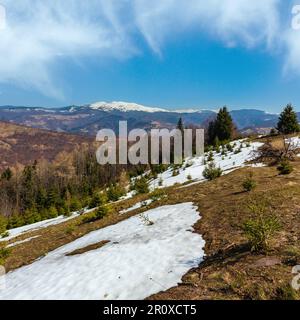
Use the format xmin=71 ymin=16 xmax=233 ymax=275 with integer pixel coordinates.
xmin=0 ymin=103 xmax=299 ymax=234
xmin=0 ymin=147 xmax=145 ymax=233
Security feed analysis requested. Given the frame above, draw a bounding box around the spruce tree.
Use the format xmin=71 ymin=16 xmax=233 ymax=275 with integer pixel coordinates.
xmin=214 ymin=107 xmax=235 ymax=142
xmin=207 ymin=107 xmax=235 ymax=144
xmin=277 ymin=104 xmax=300 ymax=134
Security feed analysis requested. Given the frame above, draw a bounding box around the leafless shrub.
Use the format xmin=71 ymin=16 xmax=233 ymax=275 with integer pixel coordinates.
xmin=258 ymin=136 xmax=300 ymax=165
xmin=139 ymin=213 xmax=154 ymax=226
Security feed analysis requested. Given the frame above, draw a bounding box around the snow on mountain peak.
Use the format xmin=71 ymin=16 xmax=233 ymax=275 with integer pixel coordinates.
xmin=89 ymin=101 xmax=168 ymax=113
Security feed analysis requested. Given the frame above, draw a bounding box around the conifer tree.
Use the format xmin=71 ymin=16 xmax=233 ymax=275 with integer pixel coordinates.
xmin=207 ymin=107 xmax=235 ymax=144
xmin=214 ymin=107 xmax=235 ymax=142
xmin=277 ymin=104 xmax=300 ymax=134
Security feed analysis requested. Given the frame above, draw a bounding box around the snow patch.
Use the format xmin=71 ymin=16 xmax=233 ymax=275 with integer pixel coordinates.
xmin=0 ymin=203 xmax=204 ymax=300
xmin=286 ymin=136 xmax=300 ymax=149
xmin=89 ymin=101 xmax=168 ymax=113
xmin=150 ymin=140 xmax=263 ymax=189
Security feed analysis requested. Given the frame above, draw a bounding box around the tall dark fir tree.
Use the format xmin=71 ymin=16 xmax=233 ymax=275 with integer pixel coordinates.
xmin=208 ymin=107 xmax=235 ymax=144
xmin=277 ymin=104 xmax=300 ymax=134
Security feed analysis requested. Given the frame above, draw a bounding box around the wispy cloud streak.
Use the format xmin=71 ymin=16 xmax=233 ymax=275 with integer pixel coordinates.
xmin=0 ymin=0 xmax=298 ymax=98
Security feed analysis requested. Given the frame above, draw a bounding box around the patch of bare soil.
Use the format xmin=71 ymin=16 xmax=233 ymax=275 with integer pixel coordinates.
xmin=66 ymin=240 xmax=110 ymax=256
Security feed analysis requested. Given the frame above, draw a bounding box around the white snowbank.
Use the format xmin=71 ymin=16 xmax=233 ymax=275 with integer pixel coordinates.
xmin=0 ymin=203 xmax=204 ymax=300
xmin=150 ymin=140 xmax=263 ymax=189
xmin=0 ymin=208 xmax=96 ymax=243
xmin=286 ymin=136 xmax=300 ymax=149
xmin=89 ymin=101 xmax=168 ymax=113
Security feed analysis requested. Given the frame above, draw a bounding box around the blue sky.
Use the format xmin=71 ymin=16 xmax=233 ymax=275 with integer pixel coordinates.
xmin=0 ymin=1 xmax=300 ymax=112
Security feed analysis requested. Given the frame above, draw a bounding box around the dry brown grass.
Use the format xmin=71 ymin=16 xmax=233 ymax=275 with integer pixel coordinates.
xmin=65 ymin=240 xmax=110 ymax=256
xmin=148 ymin=161 xmax=300 ymax=300
xmin=2 ymin=138 xmax=300 ymax=299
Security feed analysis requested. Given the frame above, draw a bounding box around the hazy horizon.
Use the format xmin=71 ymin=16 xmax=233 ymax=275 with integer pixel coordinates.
xmin=0 ymin=1 xmax=300 ymax=113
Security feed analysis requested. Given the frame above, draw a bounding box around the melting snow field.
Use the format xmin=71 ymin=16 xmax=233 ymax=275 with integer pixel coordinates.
xmin=0 ymin=203 xmax=205 ymax=300
xmin=150 ymin=140 xmax=264 ymax=189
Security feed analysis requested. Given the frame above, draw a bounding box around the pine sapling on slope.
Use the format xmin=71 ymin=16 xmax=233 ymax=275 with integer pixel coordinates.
xmin=107 ymin=184 xmax=126 ymax=201
xmin=158 ymin=177 xmax=163 ymax=187
xmin=150 ymin=188 xmax=166 ymax=202
xmin=82 ymin=204 xmax=109 ymax=224
xmin=242 ymin=173 xmax=257 ymax=192
xmin=187 ymin=174 xmax=193 ymax=181
xmin=133 ymin=177 xmax=149 ymax=194
xmin=172 ymin=169 xmax=180 ymax=177
xmin=89 ymin=192 xmax=108 ymax=209
xmin=242 ymin=201 xmax=281 ymax=252
xmin=207 ymin=151 xmax=214 ymax=162
xmin=277 ymin=160 xmax=293 ymax=175
xmin=203 ymin=161 xmax=222 ymax=181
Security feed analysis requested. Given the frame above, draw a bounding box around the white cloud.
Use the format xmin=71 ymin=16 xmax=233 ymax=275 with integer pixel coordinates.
xmin=133 ymin=0 xmax=281 ymax=53
xmin=0 ymin=0 xmax=137 ymax=98
xmin=0 ymin=0 xmax=298 ymax=99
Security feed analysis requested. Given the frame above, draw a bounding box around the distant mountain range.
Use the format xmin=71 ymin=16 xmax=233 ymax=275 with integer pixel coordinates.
xmin=0 ymin=101 xmax=285 ymax=136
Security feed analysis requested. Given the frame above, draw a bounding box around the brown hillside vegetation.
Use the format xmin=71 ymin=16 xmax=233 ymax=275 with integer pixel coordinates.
xmin=0 ymin=121 xmax=93 ymax=171
xmin=1 ymin=151 xmax=300 ymax=300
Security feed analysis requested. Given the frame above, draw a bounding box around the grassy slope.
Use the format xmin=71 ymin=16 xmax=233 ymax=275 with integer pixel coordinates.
xmin=2 ymin=138 xmax=300 ymax=300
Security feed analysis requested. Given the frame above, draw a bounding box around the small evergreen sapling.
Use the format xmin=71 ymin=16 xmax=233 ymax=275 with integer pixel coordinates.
xmin=242 ymin=173 xmax=257 ymax=192
xmin=207 ymin=151 xmax=214 ymax=162
xmin=277 ymin=160 xmax=293 ymax=175
xmin=187 ymin=174 xmax=193 ymax=181
xmin=133 ymin=177 xmax=150 ymax=194
xmin=242 ymin=201 xmax=281 ymax=252
xmin=203 ymin=162 xmax=222 ymax=181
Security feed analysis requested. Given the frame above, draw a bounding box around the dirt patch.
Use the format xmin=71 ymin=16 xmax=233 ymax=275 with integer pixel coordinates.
xmin=253 ymin=257 xmax=281 ymax=268
xmin=66 ymin=240 xmax=110 ymax=256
